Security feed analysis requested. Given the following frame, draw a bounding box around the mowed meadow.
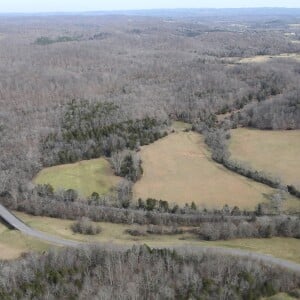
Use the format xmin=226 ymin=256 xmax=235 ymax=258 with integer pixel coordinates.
xmin=0 ymin=222 xmax=50 ymax=260
xmin=229 ymin=128 xmax=300 ymax=188
xmin=133 ymin=130 xmax=276 ymax=210
xmin=34 ymin=158 xmax=121 ymax=197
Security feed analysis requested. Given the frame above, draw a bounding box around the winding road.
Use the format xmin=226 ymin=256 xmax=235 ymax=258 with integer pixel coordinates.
xmin=0 ymin=204 xmax=81 ymax=247
xmin=180 ymin=246 xmax=300 ymax=274
xmin=1 ymin=203 xmax=300 ymax=273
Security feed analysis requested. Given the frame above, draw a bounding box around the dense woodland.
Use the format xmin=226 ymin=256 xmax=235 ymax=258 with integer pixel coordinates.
xmin=41 ymin=99 xmax=168 ymax=167
xmin=1 ymin=11 xmax=300 ymax=299
xmin=1 ymin=245 xmax=300 ymax=300
xmin=1 ymin=14 xmax=300 ymax=201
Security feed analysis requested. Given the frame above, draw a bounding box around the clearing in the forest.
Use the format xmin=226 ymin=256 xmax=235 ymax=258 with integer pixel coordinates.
xmin=133 ymin=131 xmax=276 ymax=210
xmin=229 ymin=128 xmax=300 ymax=188
xmin=34 ymin=158 xmax=120 ymax=198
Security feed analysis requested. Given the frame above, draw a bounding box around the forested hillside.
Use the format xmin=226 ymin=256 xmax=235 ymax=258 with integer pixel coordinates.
xmin=0 ymin=11 xmax=300 ymax=299
xmin=1 ymin=14 xmax=300 ymax=199
xmin=1 ymin=245 xmax=299 ymax=299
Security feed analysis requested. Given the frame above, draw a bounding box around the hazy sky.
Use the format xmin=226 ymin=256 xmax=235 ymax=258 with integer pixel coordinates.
xmin=1 ymin=0 xmax=300 ymax=13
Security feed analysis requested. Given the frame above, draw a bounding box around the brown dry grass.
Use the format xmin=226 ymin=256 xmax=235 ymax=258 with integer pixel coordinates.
xmin=229 ymin=128 xmax=300 ymax=213
xmin=238 ymin=53 xmax=300 ymax=64
xmin=133 ymin=131 xmax=276 ymax=210
xmin=230 ymin=128 xmax=300 ymax=188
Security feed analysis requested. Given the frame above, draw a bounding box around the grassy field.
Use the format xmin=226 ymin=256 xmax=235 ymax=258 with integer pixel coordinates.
xmin=133 ymin=131 xmax=278 ymax=210
xmin=0 ymin=222 xmax=50 ymax=260
xmin=237 ymin=53 xmax=300 ymax=64
xmin=34 ymin=158 xmax=121 ymax=198
xmin=210 ymin=238 xmax=300 ymax=264
xmin=229 ymin=128 xmax=300 ymax=188
xmin=172 ymin=121 xmax=192 ymax=131
xmin=7 ymin=212 xmax=300 ymax=264
xmin=263 ymin=293 xmax=298 ymax=300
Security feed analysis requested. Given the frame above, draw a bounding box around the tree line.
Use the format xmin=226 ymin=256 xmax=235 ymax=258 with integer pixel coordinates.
xmin=0 ymin=245 xmax=299 ymax=299
xmin=2 ymin=188 xmax=300 ymax=241
xmin=194 ymin=117 xmax=300 ymax=199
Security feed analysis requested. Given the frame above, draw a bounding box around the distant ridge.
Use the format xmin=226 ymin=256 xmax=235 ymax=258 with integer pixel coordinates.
xmin=1 ymin=8 xmax=300 ymax=17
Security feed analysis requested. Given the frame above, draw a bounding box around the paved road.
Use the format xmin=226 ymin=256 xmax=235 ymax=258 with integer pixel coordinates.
xmin=177 ymin=246 xmax=300 ymax=274
xmin=0 ymin=204 xmax=81 ymax=247
xmin=0 ymin=204 xmax=300 ymax=273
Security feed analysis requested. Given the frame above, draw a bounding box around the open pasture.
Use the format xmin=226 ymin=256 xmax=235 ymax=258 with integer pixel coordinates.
xmin=133 ymin=131 xmax=277 ymax=210
xmin=230 ymin=128 xmax=300 ymax=188
xmin=34 ymin=158 xmax=121 ymax=198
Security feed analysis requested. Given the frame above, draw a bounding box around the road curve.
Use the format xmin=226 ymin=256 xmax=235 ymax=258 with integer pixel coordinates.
xmin=1 ymin=204 xmax=300 ymax=273
xmin=175 ymin=246 xmax=300 ymax=274
xmin=0 ymin=204 xmax=81 ymax=247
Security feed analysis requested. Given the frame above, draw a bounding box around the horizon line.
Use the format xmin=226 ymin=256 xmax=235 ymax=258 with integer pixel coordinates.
xmin=1 ymin=7 xmax=300 ymax=15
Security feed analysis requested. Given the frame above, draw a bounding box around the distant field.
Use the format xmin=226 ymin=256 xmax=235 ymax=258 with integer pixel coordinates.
xmin=230 ymin=128 xmax=300 ymax=188
xmin=289 ymin=23 xmax=300 ymax=28
xmin=0 ymin=222 xmax=50 ymax=260
xmin=238 ymin=53 xmax=300 ymax=64
xmin=34 ymin=158 xmax=121 ymax=198
xmin=10 ymin=212 xmax=300 ymax=264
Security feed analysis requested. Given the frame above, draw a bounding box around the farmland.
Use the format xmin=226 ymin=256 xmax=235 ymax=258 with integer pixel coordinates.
xmin=133 ymin=131 xmax=279 ymax=210
xmin=229 ymin=128 xmax=300 ymax=188
xmin=34 ymin=158 xmax=121 ymax=198
xmin=0 ymin=10 xmax=300 ymax=298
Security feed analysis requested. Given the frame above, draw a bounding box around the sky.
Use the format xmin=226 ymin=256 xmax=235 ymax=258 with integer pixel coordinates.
xmin=1 ymin=0 xmax=300 ymax=13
